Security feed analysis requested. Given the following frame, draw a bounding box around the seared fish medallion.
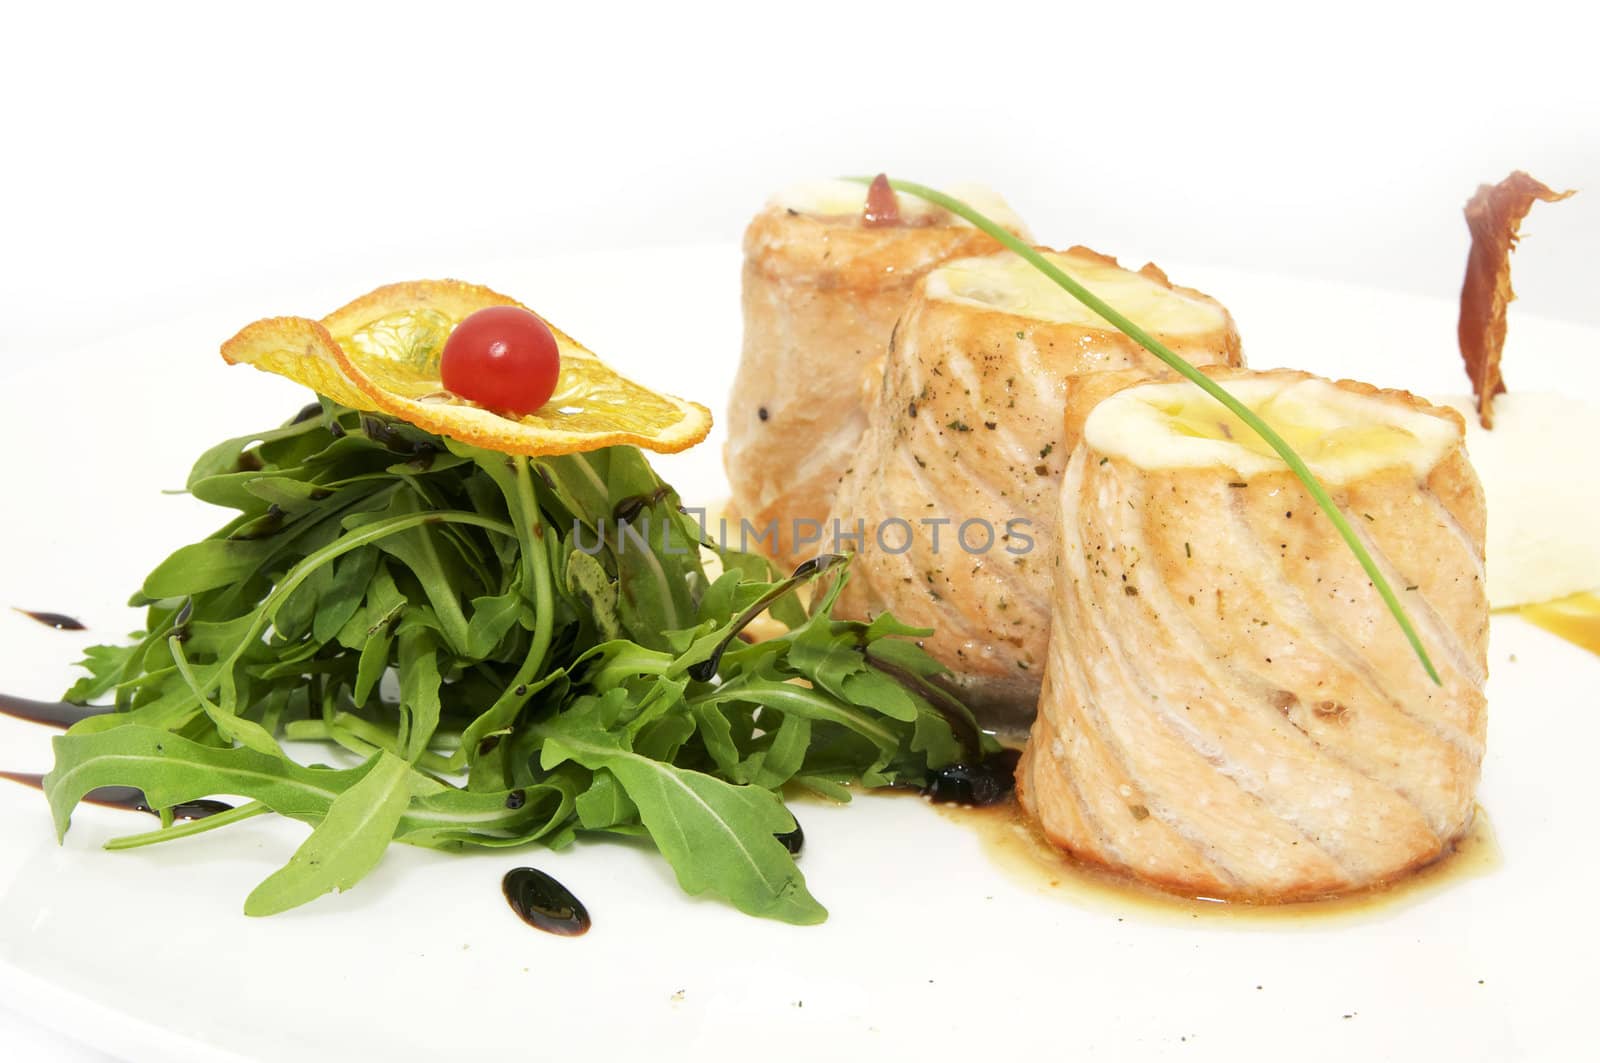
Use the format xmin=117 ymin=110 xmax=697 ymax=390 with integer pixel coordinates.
xmin=828 ymin=248 xmax=1242 ymax=729
xmin=725 ymin=179 xmax=1030 ymax=569
xmin=1017 ymin=370 xmax=1488 ymax=901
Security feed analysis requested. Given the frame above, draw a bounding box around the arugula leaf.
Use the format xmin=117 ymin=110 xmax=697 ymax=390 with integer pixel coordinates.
xmin=564 ymin=549 xmax=623 ymax=642
xmin=539 ymin=697 xmax=823 ymax=924
xmin=45 ymin=725 xmax=357 ymax=836
xmin=573 ymin=769 xmax=640 ymax=832
xmin=244 ymin=752 xmax=416 ymax=917
xmin=48 ymin=400 xmax=993 ymax=924
xmin=63 ymin=640 xmax=141 ymax=704
xmin=396 ymin=626 xmax=442 ymax=763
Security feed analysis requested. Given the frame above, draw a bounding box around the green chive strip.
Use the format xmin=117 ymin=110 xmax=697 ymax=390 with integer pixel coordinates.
xmin=854 ymin=176 xmax=1440 ymax=685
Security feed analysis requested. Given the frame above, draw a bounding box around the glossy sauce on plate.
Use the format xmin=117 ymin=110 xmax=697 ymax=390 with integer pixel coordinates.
xmin=502 ymin=867 xmax=591 ymax=936
xmin=0 ymin=771 xmax=233 ymax=821
xmin=938 ymin=798 xmax=1500 ymax=925
xmin=13 ymin=609 xmax=86 ymax=631
xmin=0 ymin=693 xmax=110 ymax=729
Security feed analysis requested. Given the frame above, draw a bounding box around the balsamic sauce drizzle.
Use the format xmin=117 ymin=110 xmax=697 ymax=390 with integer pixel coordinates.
xmin=360 ymin=414 xmax=409 ymax=450
xmin=290 ymin=400 xmax=325 ymax=424
xmin=611 ymin=484 xmax=674 ymax=524
xmin=502 ymin=867 xmax=591 ymax=936
xmin=3 ymin=694 xmax=230 ymax=818
xmin=227 ymin=503 xmax=288 ymax=540
xmin=0 ymin=694 xmax=112 ymax=729
xmin=360 ymin=414 xmax=440 ymax=467
xmin=13 ymin=609 xmax=86 ymax=631
xmin=919 ymin=748 xmax=1021 ymax=807
xmin=0 ymin=771 xmax=233 ymax=820
xmin=775 ymin=817 xmax=804 ymax=855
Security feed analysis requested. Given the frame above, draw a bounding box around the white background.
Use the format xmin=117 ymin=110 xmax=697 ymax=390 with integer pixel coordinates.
xmin=1 ymin=0 xmax=1595 ymax=1058
xmin=2 ymin=0 xmax=1597 ymax=362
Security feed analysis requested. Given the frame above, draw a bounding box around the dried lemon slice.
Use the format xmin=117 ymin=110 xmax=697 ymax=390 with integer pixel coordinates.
xmin=221 ymin=280 xmax=712 ymax=456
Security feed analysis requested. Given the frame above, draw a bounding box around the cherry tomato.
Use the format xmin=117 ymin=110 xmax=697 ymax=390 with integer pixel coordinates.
xmin=440 ymin=305 xmax=561 ymax=415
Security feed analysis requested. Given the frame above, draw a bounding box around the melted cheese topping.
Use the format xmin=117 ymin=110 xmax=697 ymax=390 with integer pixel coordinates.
xmin=768 ymin=179 xmax=1028 ymax=234
xmin=1086 ymin=376 xmax=1460 ymax=485
xmin=927 ymin=251 xmax=1227 ymax=334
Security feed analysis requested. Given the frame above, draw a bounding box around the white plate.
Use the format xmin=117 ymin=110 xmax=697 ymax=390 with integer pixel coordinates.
xmin=2 ymin=247 xmax=1597 ymax=1062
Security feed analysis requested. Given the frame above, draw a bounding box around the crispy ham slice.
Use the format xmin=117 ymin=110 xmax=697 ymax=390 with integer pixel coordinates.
xmin=1458 ymin=171 xmax=1574 ymax=429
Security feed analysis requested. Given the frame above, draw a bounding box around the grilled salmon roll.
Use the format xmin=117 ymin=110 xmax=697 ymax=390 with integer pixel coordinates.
xmin=827 ymin=248 xmax=1242 ymax=730
xmin=724 ymin=179 xmax=1029 ymax=570
xmin=1017 ymin=369 xmax=1489 ymax=901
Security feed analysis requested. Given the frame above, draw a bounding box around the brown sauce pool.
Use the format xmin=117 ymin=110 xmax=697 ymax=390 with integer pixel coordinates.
xmin=936 ymin=798 xmax=1500 ymax=926
xmin=502 ymin=867 xmax=591 ymax=936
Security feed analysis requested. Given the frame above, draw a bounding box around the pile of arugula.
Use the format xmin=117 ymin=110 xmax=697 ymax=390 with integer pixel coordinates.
xmin=43 ymin=401 xmax=987 ymax=924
